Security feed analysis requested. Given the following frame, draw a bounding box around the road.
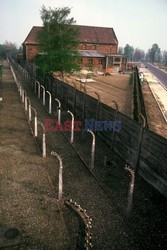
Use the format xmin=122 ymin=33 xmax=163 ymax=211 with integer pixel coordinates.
xmin=145 ymin=62 xmax=167 ymax=89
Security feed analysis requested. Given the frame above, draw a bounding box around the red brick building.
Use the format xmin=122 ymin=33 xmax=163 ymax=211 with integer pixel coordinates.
xmin=22 ymin=25 xmax=127 ymax=72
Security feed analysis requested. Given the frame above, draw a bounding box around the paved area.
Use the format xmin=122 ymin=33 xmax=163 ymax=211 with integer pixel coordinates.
xmin=1 ymin=60 xmax=167 ymax=249
xmin=138 ymin=64 xmax=167 ymax=138
xmin=145 ymin=62 xmax=167 ymax=90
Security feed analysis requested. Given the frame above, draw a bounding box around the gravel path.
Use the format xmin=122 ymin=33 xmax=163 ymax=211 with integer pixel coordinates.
xmin=0 ymin=61 xmax=69 ymax=249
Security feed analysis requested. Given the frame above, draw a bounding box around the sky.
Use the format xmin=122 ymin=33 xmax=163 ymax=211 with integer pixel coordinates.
xmin=0 ymin=0 xmax=167 ymax=52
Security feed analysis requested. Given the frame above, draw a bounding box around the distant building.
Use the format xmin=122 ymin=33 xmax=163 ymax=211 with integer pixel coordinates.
xmin=22 ymin=25 xmax=127 ymax=72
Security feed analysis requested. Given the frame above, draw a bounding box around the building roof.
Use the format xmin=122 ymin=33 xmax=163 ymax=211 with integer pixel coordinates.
xmin=78 ymin=50 xmax=105 ymax=58
xmin=74 ymin=25 xmax=118 ymax=45
xmin=23 ymin=25 xmax=118 ymax=45
xmin=106 ymin=54 xmax=127 ymax=58
xmin=23 ymin=26 xmax=42 ymax=45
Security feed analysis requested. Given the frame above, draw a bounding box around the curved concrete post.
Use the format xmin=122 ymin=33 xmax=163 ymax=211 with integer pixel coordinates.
xmin=38 ymin=121 xmax=46 ymax=158
xmin=46 ymin=91 xmax=52 ymax=114
xmin=41 ymin=85 xmax=45 ymax=106
xmin=125 ymin=165 xmax=135 ymax=216
xmin=67 ymin=110 xmax=74 ymax=143
xmin=26 ymin=97 xmax=31 ymax=122
xmin=87 ymin=129 xmax=96 ymax=170
xmin=55 ymin=98 xmax=61 ymax=123
xmin=51 ymin=151 xmax=63 ymax=200
xmin=31 ymin=107 xmax=38 ymax=137
xmin=37 ymin=81 xmax=40 ymax=99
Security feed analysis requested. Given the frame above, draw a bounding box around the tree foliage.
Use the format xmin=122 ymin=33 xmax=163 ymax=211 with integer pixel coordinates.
xmin=162 ymin=50 xmax=167 ymax=65
xmin=124 ymin=44 xmax=134 ymax=61
xmin=0 ymin=44 xmax=5 ymax=59
xmin=147 ymin=43 xmax=161 ymax=62
xmin=118 ymin=46 xmax=124 ymax=55
xmin=133 ymin=48 xmax=145 ymax=62
xmin=35 ymin=6 xmax=80 ymax=76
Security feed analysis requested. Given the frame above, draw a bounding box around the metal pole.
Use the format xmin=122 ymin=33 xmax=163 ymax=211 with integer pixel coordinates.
xmin=51 ymin=151 xmax=63 ymax=200
xmin=67 ymin=110 xmax=74 ymax=143
xmin=55 ymin=98 xmax=61 ymax=123
xmin=46 ymin=91 xmax=52 ymax=114
xmin=41 ymin=85 xmax=45 ymax=106
xmin=125 ymin=165 xmax=135 ymax=216
xmin=87 ymin=129 xmax=96 ymax=170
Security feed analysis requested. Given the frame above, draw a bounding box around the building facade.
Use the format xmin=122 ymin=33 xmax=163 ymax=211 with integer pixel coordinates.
xmin=22 ymin=25 xmax=127 ymax=72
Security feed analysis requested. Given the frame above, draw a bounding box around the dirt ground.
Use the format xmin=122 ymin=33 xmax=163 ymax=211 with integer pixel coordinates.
xmin=64 ymin=73 xmax=133 ymax=117
xmin=0 ymin=61 xmax=70 ymax=249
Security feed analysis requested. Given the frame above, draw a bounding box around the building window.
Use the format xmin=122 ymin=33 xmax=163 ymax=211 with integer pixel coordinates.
xmin=80 ymin=58 xmax=83 ymax=64
xmin=114 ymin=57 xmax=121 ymax=62
xmin=89 ymin=58 xmax=93 ymax=65
xmin=99 ymin=59 xmax=103 ymax=65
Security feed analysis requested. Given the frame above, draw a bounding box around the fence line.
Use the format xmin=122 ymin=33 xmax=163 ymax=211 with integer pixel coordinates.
xmin=15 ymin=59 xmax=167 ymax=198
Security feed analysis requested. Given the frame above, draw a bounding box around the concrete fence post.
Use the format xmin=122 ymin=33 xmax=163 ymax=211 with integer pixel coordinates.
xmin=37 ymin=81 xmax=40 ymax=99
xmin=67 ymin=110 xmax=74 ymax=143
xmin=24 ymin=95 xmax=28 ymax=111
xmin=87 ymin=129 xmax=96 ymax=170
xmin=125 ymin=165 xmax=135 ymax=216
xmin=41 ymin=85 xmax=45 ymax=106
xmin=55 ymin=98 xmax=61 ymax=123
xmin=38 ymin=122 xmax=46 ymax=158
xmin=21 ymin=89 xmax=25 ymax=103
xmin=26 ymin=97 xmax=31 ymax=122
xmin=31 ymin=107 xmax=38 ymax=137
xmin=51 ymin=151 xmax=63 ymax=200
xmin=46 ymin=91 xmax=52 ymax=114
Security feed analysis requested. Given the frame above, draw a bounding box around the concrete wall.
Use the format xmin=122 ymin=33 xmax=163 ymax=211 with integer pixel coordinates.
xmin=139 ymin=128 xmax=167 ymax=197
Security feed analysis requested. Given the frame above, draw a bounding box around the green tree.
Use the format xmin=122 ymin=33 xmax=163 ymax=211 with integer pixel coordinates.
xmin=124 ymin=44 xmax=134 ymax=61
xmin=118 ymin=46 xmax=124 ymax=55
xmin=133 ymin=48 xmax=145 ymax=62
xmin=162 ymin=50 xmax=167 ymax=66
xmin=2 ymin=41 xmax=18 ymax=59
xmin=0 ymin=44 xmax=5 ymax=59
xmin=149 ymin=43 xmax=161 ymax=62
xmin=35 ymin=6 xmax=80 ymax=77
